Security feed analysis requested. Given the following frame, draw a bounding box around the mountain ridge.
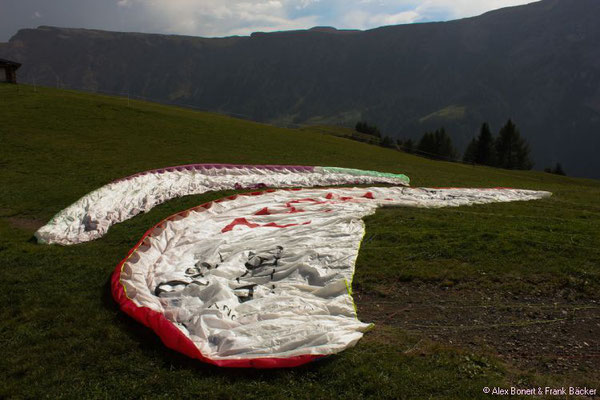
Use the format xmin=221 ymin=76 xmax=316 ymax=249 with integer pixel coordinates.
xmin=2 ymin=0 xmax=599 ymax=178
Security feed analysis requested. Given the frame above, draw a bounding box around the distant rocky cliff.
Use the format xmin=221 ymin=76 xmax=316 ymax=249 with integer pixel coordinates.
xmin=2 ymin=0 xmax=600 ymax=178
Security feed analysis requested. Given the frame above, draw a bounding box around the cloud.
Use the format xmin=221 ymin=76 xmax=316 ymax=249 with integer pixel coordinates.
xmin=114 ymin=0 xmax=322 ymax=36
xmin=414 ymin=0 xmax=540 ymax=21
xmin=118 ymin=0 xmax=540 ymax=37
xmin=341 ymin=9 xmax=420 ymax=29
xmin=0 ymin=0 xmax=541 ymax=42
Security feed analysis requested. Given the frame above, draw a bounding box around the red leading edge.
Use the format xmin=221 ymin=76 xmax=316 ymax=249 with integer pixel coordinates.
xmin=110 ymin=190 xmax=325 ymax=368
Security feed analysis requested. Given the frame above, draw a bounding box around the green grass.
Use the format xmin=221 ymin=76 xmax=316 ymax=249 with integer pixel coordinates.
xmin=300 ymin=124 xmax=382 ymax=145
xmin=1 ymin=84 xmax=599 ymax=399
xmin=419 ymin=105 xmax=467 ymax=123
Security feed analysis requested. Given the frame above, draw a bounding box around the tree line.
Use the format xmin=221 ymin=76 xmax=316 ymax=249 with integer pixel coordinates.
xmin=393 ymin=120 xmax=534 ymax=169
xmin=355 ymin=121 xmax=381 ymax=138
xmin=462 ymin=120 xmax=533 ymax=169
xmin=355 ymin=119 xmax=566 ymax=174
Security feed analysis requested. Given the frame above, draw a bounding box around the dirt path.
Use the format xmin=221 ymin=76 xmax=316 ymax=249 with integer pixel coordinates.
xmin=356 ymin=283 xmax=600 ymax=382
xmin=3 ymin=216 xmax=45 ymax=232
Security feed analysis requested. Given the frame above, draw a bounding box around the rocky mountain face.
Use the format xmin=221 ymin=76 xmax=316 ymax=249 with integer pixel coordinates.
xmin=2 ymin=0 xmax=599 ymax=178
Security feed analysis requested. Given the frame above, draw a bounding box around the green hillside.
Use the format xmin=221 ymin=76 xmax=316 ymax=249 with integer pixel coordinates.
xmin=6 ymin=0 xmax=600 ymax=180
xmin=1 ymin=84 xmax=599 ymax=399
xmin=299 ymin=125 xmax=381 ymax=145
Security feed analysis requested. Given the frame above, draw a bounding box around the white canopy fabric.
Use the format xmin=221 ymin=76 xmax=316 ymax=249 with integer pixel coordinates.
xmin=35 ymin=164 xmax=410 ymax=245
xmin=37 ymin=163 xmax=549 ymax=367
xmin=112 ymin=184 xmax=550 ymax=368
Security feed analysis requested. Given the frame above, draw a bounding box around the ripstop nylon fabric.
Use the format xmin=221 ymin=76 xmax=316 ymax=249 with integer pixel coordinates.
xmin=114 ymin=185 xmax=550 ymax=367
xmin=34 ymin=165 xmax=410 ymax=245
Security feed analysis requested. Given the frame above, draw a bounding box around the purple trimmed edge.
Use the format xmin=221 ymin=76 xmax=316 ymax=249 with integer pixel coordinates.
xmin=111 ymin=164 xmax=316 ymax=184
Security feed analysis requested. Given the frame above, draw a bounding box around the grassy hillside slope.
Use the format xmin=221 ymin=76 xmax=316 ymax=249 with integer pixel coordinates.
xmin=1 ymin=84 xmax=599 ymax=399
xmin=6 ymin=0 xmax=600 ymax=179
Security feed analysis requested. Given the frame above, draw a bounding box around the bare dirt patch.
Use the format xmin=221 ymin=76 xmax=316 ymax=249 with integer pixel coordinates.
xmin=356 ymin=283 xmax=600 ymax=381
xmin=3 ymin=216 xmax=45 ymax=232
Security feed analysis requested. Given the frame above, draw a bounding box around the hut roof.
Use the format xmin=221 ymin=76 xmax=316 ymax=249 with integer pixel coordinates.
xmin=0 ymin=58 xmax=22 ymax=69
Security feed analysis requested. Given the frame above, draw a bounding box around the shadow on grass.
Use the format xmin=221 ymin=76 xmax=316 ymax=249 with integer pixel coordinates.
xmin=101 ymin=274 xmax=337 ymax=380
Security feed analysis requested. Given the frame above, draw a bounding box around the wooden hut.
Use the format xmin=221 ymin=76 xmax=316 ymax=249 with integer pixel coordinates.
xmin=0 ymin=58 xmax=22 ymax=84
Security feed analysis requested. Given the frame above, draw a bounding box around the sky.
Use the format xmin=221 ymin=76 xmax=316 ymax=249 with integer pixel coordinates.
xmin=0 ymin=0 xmax=540 ymax=42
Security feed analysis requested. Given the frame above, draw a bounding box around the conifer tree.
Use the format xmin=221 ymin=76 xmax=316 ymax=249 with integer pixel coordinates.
xmin=435 ymin=128 xmax=457 ymax=160
xmin=417 ymin=131 xmax=436 ymax=155
xmin=381 ymin=136 xmax=395 ymax=148
xmin=403 ymin=138 xmax=414 ymax=154
xmin=418 ymin=128 xmax=457 ymax=161
xmin=355 ymin=121 xmax=381 ymax=138
xmin=495 ymin=119 xmax=532 ymax=170
xmin=463 ymin=138 xmax=478 ymax=163
xmin=476 ymin=123 xmax=495 ymax=166
xmin=552 ymin=162 xmax=566 ymax=176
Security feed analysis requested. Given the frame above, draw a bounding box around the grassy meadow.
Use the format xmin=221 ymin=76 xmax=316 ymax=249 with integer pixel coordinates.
xmin=1 ymin=84 xmax=599 ymax=399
